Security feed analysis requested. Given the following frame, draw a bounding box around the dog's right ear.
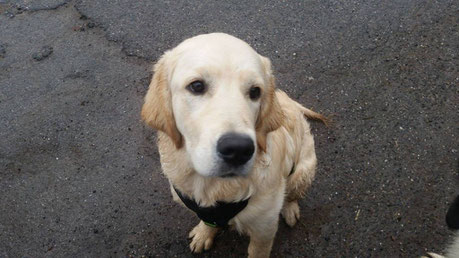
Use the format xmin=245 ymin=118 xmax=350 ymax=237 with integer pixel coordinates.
xmin=141 ymin=53 xmax=183 ymax=148
xmin=255 ymin=55 xmax=285 ymax=152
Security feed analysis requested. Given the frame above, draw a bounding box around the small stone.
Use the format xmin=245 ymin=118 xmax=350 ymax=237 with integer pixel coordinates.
xmin=32 ymin=46 xmax=53 ymax=61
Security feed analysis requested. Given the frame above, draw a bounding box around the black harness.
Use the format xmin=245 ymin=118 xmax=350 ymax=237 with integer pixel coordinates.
xmin=173 ymin=186 xmax=250 ymax=228
xmin=173 ymin=163 xmax=295 ymax=228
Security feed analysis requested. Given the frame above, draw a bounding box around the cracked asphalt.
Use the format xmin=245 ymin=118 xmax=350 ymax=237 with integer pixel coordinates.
xmin=0 ymin=1 xmax=457 ymax=257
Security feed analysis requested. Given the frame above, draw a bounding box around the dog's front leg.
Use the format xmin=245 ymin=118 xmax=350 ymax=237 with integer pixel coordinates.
xmin=188 ymin=220 xmax=219 ymax=253
xmin=247 ymin=216 xmax=279 ymax=258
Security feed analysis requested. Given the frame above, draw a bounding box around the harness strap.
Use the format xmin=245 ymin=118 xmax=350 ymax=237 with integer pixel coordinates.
xmin=173 ymin=186 xmax=250 ymax=228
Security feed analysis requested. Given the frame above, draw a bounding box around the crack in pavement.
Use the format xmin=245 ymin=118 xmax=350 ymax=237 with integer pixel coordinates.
xmin=1 ymin=0 xmax=71 ymax=16
xmin=1 ymin=0 xmax=151 ymax=62
xmin=73 ymin=3 xmax=153 ymax=61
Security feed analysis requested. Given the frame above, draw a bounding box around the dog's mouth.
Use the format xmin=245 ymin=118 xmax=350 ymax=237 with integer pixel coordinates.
xmin=213 ymin=161 xmax=253 ymax=178
xmin=220 ymin=172 xmax=237 ymax=178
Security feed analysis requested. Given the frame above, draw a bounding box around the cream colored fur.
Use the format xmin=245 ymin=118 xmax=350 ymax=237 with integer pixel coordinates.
xmin=141 ymin=33 xmax=326 ymax=257
xmin=424 ymin=232 xmax=459 ymax=258
xmin=445 ymin=232 xmax=459 ymax=258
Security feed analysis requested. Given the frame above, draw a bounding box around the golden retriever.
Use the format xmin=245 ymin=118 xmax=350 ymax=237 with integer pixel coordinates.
xmin=141 ymin=33 xmax=326 ymax=257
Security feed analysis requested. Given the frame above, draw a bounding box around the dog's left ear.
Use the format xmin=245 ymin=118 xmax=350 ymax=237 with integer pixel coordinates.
xmin=256 ymin=55 xmax=284 ymax=152
xmin=141 ymin=52 xmax=183 ymax=148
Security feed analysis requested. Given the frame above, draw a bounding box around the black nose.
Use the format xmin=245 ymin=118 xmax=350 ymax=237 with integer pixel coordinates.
xmin=217 ymin=133 xmax=255 ymax=166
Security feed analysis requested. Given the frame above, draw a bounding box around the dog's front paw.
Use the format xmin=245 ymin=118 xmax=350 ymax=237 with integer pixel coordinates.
xmin=281 ymin=200 xmax=300 ymax=227
xmin=188 ymin=221 xmax=219 ymax=253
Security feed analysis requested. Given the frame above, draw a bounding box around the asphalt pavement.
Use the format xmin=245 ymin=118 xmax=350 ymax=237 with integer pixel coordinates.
xmin=0 ymin=1 xmax=458 ymax=257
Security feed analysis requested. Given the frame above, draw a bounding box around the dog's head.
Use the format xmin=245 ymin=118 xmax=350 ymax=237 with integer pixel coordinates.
xmin=142 ymin=33 xmax=284 ymax=177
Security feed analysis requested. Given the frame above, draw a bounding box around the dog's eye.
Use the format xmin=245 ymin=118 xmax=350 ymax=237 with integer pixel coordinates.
xmin=249 ymin=86 xmax=261 ymax=100
xmin=187 ymin=81 xmax=206 ymax=95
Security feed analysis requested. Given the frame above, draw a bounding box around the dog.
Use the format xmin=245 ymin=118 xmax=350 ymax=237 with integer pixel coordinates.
xmin=141 ymin=33 xmax=327 ymax=257
xmin=424 ymin=194 xmax=459 ymax=258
